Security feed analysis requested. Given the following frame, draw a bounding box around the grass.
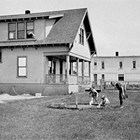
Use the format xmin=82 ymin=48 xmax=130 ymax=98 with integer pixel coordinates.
xmin=0 ymin=91 xmax=140 ymax=140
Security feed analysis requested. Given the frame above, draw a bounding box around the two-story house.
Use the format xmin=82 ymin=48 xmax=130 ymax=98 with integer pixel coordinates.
xmin=0 ymin=8 xmax=96 ymax=95
xmin=92 ymin=52 xmax=140 ymax=88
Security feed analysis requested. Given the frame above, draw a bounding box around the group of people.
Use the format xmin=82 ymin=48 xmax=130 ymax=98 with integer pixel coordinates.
xmin=89 ymin=81 xmax=128 ymax=108
xmin=89 ymin=87 xmax=110 ymax=107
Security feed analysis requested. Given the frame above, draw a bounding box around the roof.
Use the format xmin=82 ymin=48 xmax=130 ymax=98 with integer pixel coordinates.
xmin=0 ymin=8 xmax=96 ymax=54
xmin=93 ymin=55 xmax=140 ymax=59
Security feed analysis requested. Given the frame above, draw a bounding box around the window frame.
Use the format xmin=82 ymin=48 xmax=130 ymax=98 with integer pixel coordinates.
xmin=119 ymin=61 xmax=123 ymax=69
xmin=79 ymin=28 xmax=84 ymax=45
xmin=101 ymin=61 xmax=105 ymax=69
xmin=94 ymin=62 xmax=97 ymax=69
xmin=8 ymin=23 xmax=16 ymax=40
xmin=0 ymin=51 xmax=2 ymax=63
xmin=118 ymin=74 xmax=124 ymax=81
xmin=17 ymin=56 xmax=27 ymax=77
xmin=102 ymin=74 xmax=105 ymax=80
xmin=8 ymin=21 xmax=34 ymax=40
xmin=26 ymin=21 xmax=34 ymax=39
xmin=17 ymin=22 xmax=25 ymax=39
xmin=133 ymin=61 xmax=136 ymax=69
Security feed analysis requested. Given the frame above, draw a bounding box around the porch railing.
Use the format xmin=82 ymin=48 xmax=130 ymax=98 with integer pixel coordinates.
xmin=46 ymin=74 xmax=90 ymax=85
xmin=78 ymin=76 xmax=90 ymax=85
xmin=46 ymin=74 xmax=67 ymax=84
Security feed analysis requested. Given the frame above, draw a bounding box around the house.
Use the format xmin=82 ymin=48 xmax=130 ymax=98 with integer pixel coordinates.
xmin=92 ymin=52 xmax=140 ymax=90
xmin=0 ymin=8 xmax=96 ymax=95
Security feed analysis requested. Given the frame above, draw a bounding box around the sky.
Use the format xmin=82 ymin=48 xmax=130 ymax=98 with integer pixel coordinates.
xmin=0 ymin=0 xmax=140 ymax=56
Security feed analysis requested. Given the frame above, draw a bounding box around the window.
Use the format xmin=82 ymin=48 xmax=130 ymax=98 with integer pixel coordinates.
xmin=26 ymin=22 xmax=34 ymax=39
xmin=94 ymin=62 xmax=97 ymax=66
xmin=118 ymin=74 xmax=124 ymax=81
xmin=79 ymin=28 xmax=84 ymax=45
xmin=101 ymin=61 xmax=105 ymax=69
xmin=94 ymin=74 xmax=97 ymax=85
xmin=8 ymin=23 xmax=16 ymax=39
xmin=102 ymin=74 xmax=105 ymax=80
xmin=0 ymin=51 xmax=2 ymax=62
xmin=17 ymin=57 xmax=27 ymax=77
xmin=94 ymin=62 xmax=97 ymax=69
xmin=17 ymin=22 xmax=25 ymax=39
xmin=119 ymin=61 xmax=123 ymax=69
xmin=133 ymin=61 xmax=136 ymax=69
xmin=8 ymin=21 xmax=34 ymax=40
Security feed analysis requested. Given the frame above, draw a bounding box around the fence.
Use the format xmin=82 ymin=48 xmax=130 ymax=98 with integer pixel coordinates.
xmin=103 ymin=81 xmax=140 ymax=91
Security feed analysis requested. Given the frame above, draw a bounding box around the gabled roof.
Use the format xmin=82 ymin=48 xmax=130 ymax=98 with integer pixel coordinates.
xmin=0 ymin=8 xmax=96 ymax=54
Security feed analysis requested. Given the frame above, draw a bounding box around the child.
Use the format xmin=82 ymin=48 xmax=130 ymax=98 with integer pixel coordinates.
xmin=99 ymin=95 xmax=110 ymax=107
xmin=89 ymin=87 xmax=99 ymax=105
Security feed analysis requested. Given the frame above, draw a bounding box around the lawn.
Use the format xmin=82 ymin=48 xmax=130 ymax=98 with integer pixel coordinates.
xmin=0 ymin=91 xmax=140 ymax=140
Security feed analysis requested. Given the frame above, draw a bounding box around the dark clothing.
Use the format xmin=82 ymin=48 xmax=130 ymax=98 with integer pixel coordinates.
xmin=89 ymin=88 xmax=98 ymax=98
xmin=115 ymin=83 xmax=124 ymax=106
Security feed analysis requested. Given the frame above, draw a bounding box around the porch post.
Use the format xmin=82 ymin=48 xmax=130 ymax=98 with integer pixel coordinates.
xmin=82 ymin=60 xmax=85 ymax=83
xmin=43 ymin=56 xmax=49 ymax=83
xmin=66 ymin=55 xmax=70 ymax=84
xmin=77 ymin=58 xmax=79 ymax=83
xmin=89 ymin=61 xmax=91 ymax=84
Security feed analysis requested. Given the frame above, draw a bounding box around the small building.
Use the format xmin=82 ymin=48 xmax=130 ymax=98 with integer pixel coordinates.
xmin=92 ymin=52 xmax=140 ymax=86
xmin=0 ymin=8 xmax=96 ymax=95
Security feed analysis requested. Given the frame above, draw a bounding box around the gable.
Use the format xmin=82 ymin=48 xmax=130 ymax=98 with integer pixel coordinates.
xmin=70 ymin=22 xmax=91 ymax=60
xmin=69 ymin=12 xmax=96 ymax=60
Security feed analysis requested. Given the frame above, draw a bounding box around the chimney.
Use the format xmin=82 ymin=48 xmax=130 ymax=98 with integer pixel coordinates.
xmin=25 ymin=10 xmax=30 ymax=14
xmin=115 ymin=52 xmax=119 ymax=56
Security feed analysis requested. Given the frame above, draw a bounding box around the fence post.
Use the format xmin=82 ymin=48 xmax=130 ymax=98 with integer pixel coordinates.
xmin=75 ymin=92 xmax=78 ymax=108
xmin=100 ymin=79 xmax=104 ymax=92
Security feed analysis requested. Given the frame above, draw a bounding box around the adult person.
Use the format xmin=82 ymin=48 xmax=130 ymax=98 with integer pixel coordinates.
xmin=111 ymin=82 xmax=126 ymax=108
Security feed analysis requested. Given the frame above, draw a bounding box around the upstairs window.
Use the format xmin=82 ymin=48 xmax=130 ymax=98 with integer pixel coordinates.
xmin=94 ymin=62 xmax=97 ymax=69
xmin=17 ymin=22 xmax=25 ymax=39
xmin=26 ymin=22 xmax=34 ymax=39
xmin=8 ymin=21 xmax=34 ymax=40
xmin=8 ymin=23 xmax=16 ymax=40
xmin=133 ymin=61 xmax=136 ymax=69
xmin=79 ymin=28 xmax=84 ymax=45
xmin=101 ymin=61 xmax=105 ymax=69
xmin=17 ymin=56 xmax=27 ymax=77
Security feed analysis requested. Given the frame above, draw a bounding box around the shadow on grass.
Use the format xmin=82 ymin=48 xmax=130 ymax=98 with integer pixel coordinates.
xmin=47 ymin=103 xmax=106 ymax=111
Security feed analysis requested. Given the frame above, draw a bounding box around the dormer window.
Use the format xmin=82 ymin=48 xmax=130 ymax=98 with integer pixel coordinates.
xmin=79 ymin=28 xmax=84 ymax=45
xmin=26 ymin=22 xmax=34 ymax=39
xmin=17 ymin=22 xmax=25 ymax=39
xmin=9 ymin=23 xmax=16 ymax=39
xmin=8 ymin=21 xmax=34 ymax=40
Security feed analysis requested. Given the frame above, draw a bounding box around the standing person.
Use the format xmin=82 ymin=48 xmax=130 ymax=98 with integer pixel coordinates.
xmin=89 ymin=87 xmax=99 ymax=105
xmin=111 ymin=82 xmax=125 ymax=108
